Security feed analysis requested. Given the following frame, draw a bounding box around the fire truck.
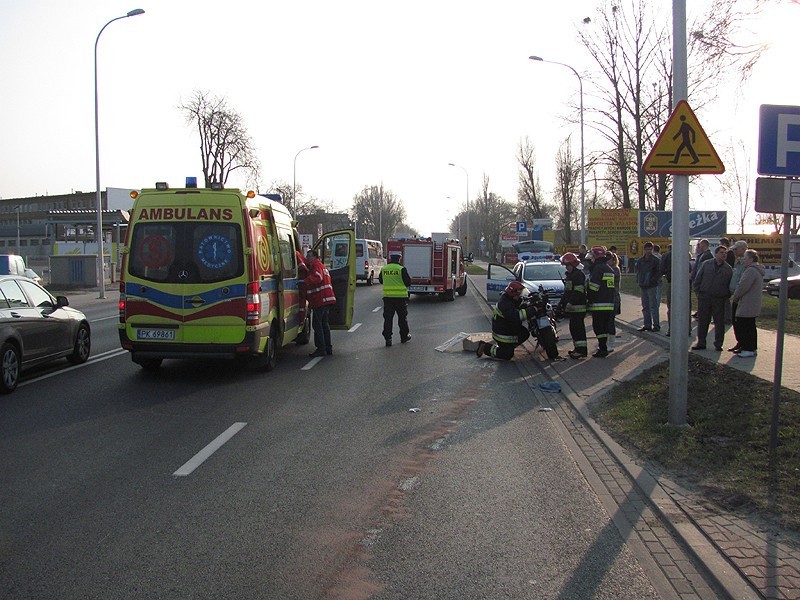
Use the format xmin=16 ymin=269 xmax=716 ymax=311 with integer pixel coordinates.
xmin=386 ymin=233 xmax=468 ymax=300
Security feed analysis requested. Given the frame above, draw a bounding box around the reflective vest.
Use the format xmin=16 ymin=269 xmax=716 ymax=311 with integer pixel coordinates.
xmin=563 ymin=268 xmax=587 ymax=313
xmin=587 ymin=260 xmax=615 ymax=312
xmin=382 ymin=263 xmax=409 ymax=298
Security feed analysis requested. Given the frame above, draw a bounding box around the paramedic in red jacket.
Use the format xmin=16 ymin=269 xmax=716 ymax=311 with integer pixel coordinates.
xmin=303 ymin=249 xmax=336 ymax=357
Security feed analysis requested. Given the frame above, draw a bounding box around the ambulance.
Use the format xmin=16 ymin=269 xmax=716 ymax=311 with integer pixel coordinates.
xmin=118 ymin=180 xmax=355 ymax=371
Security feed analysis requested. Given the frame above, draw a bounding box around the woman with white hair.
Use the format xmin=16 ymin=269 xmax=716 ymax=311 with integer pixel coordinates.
xmin=730 ymin=249 xmax=764 ymax=358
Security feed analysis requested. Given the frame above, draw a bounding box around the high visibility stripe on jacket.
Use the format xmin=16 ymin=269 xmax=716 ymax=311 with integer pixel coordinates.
xmin=587 ymin=261 xmax=615 ymax=312
xmin=381 ymin=263 xmax=409 ymax=298
xmin=491 ymin=293 xmax=526 ymax=343
xmin=305 ymin=260 xmax=336 ymax=308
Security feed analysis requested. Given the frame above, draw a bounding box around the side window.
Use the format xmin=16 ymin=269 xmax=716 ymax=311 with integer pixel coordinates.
xmin=18 ymin=279 xmax=54 ymax=308
xmin=0 ymin=280 xmax=30 ymax=308
xmin=368 ymin=243 xmax=378 ymax=259
xmin=356 ymin=244 xmax=364 ymax=258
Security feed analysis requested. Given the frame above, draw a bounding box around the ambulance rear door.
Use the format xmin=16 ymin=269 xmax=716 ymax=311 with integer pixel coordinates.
xmin=312 ymin=230 xmax=355 ymax=330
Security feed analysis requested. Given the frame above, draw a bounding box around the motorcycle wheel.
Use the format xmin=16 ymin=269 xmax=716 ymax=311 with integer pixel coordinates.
xmin=538 ymin=326 xmax=559 ymax=360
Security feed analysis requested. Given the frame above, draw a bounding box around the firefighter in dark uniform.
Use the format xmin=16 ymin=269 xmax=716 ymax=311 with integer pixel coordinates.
xmin=379 ymin=253 xmax=412 ymax=346
xmin=476 ymin=280 xmax=530 ymax=360
xmin=559 ymin=251 xmax=588 ymax=359
xmin=586 ymin=245 xmax=616 ymax=358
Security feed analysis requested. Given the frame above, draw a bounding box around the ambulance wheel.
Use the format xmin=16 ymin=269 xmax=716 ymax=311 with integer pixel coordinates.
xmin=457 ymin=277 xmax=468 ymax=296
xmin=367 ymin=272 xmax=374 ymax=286
xmin=263 ymin=323 xmax=278 ymax=371
xmin=296 ymin=313 xmax=311 ymax=345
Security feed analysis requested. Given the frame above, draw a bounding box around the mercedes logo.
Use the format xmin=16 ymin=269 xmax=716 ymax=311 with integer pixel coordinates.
xmin=178 ymin=270 xmax=189 ymax=280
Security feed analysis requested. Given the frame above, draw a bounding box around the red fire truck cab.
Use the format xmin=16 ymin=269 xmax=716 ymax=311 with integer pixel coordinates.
xmin=386 ymin=234 xmax=468 ymax=301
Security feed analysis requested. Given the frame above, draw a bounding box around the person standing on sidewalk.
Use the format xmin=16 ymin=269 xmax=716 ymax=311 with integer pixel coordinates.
xmin=379 ymin=253 xmax=412 ymax=347
xmin=606 ymin=251 xmax=622 ymax=352
xmin=730 ymin=249 xmax=764 ymax=358
xmin=727 ymin=240 xmax=749 ymax=352
xmin=586 ymin=246 xmax=616 ymax=358
xmin=692 ymin=245 xmax=733 ymax=351
xmin=559 ymin=252 xmax=588 ymax=359
xmin=635 ymin=242 xmax=662 ymax=332
xmin=652 ymin=244 xmax=664 ymax=307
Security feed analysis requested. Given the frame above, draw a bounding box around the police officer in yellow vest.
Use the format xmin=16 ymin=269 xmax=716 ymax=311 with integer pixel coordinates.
xmin=379 ymin=253 xmax=412 ymax=347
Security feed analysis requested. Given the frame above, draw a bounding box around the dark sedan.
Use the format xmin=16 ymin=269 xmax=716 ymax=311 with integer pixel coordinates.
xmin=0 ymin=276 xmax=90 ymax=393
xmin=765 ymin=274 xmax=800 ymax=300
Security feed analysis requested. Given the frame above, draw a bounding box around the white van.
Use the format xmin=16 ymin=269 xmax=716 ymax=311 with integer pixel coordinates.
xmin=355 ymin=239 xmax=384 ymax=285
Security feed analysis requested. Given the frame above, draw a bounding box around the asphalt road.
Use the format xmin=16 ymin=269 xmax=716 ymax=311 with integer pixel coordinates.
xmin=0 ymin=283 xmax=661 ymax=599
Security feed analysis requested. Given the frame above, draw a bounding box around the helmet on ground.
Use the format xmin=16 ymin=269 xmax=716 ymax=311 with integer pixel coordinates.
xmin=561 ymin=252 xmax=580 ymax=267
xmin=505 ymin=281 xmax=525 ymax=295
xmin=590 ymin=245 xmax=607 ymax=259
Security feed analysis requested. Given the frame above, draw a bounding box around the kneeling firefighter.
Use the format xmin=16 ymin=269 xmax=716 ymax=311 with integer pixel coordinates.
xmin=477 ymin=280 xmax=530 ymax=360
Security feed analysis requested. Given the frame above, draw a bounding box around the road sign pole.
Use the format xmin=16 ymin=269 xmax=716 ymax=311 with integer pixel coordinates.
xmin=770 ymin=217 xmax=791 ymax=451
xmin=668 ymin=0 xmax=690 ymax=427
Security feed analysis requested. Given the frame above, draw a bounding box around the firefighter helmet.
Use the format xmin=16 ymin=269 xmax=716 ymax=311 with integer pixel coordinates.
xmin=561 ymin=252 xmax=580 ymax=267
xmin=505 ymin=280 xmax=525 ymax=295
xmin=590 ymin=245 xmax=607 ymax=259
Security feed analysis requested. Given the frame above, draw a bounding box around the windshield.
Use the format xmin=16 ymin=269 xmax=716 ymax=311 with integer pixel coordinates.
xmin=522 ymin=263 xmax=565 ymax=282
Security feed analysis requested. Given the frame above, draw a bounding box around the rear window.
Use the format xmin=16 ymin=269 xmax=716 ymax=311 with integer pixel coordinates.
xmin=128 ymin=222 xmax=244 ymax=284
xmin=514 ymin=240 xmax=555 ymax=253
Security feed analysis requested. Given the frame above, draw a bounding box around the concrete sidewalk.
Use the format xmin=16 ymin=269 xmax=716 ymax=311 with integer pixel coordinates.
xmin=470 ymin=263 xmax=800 ymax=600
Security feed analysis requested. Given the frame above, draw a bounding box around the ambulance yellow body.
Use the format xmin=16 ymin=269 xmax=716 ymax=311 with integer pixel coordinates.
xmin=118 ymin=181 xmax=354 ymax=370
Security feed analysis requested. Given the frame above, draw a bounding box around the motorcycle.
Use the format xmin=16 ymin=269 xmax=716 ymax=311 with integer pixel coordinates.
xmin=521 ymin=285 xmax=560 ymax=359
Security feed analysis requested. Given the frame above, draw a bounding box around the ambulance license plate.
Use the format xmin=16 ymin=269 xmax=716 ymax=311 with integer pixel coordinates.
xmin=137 ymin=329 xmax=175 ymax=341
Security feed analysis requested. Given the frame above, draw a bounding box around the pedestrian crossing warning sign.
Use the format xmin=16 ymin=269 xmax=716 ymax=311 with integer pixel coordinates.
xmin=643 ymin=100 xmax=725 ymax=175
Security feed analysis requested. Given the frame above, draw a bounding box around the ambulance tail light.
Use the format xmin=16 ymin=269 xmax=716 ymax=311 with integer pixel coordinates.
xmin=119 ymin=281 xmax=126 ymax=323
xmin=364 ymin=260 xmax=369 ymax=271
xmin=246 ymin=282 xmax=261 ymax=326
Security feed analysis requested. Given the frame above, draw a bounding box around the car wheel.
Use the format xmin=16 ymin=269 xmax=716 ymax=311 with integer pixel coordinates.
xmin=0 ymin=343 xmax=20 ymax=394
xmin=367 ymin=272 xmax=374 ymax=286
xmin=67 ymin=324 xmax=91 ymax=365
xmin=789 ymin=286 xmax=800 ymax=300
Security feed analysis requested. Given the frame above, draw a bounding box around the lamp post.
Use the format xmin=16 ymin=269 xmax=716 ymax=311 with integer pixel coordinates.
xmin=448 ymin=163 xmax=469 ymax=255
xmin=529 ymin=55 xmax=585 ymax=247
xmin=15 ymin=206 xmax=20 ymax=253
xmin=293 ymin=145 xmax=319 ymax=218
xmin=95 ymin=8 xmax=144 ymax=299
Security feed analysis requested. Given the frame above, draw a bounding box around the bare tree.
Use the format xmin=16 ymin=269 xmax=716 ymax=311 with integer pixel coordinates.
xmin=516 ymin=137 xmax=551 ymax=221
xmin=555 ymin=138 xmax=580 ymax=243
xmin=265 ymin=180 xmax=331 ymax=217
xmin=473 ymin=174 xmax=516 ymax=260
xmin=179 ymin=90 xmax=261 ymax=188
xmin=350 ymin=184 xmax=407 ymax=244
xmin=579 ymin=0 xmax=765 ymax=212
xmin=717 ymin=139 xmax=753 ymax=233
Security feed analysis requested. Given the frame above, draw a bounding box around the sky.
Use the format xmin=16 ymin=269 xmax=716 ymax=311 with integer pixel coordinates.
xmin=1 ymin=0 xmax=798 ymax=236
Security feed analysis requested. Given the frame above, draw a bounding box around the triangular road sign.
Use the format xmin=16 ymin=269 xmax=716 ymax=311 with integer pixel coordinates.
xmin=644 ymin=100 xmax=725 ymax=175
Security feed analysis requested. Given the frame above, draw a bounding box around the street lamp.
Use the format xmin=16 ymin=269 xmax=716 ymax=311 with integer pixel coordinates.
xmin=95 ymin=8 xmax=145 ymax=299
xmin=529 ymin=55 xmax=585 ymax=247
xmin=448 ymin=163 xmax=469 ymax=255
xmin=293 ymin=145 xmax=319 ymax=218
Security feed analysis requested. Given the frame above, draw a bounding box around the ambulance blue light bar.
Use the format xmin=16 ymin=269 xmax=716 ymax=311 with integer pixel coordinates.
xmin=186 ymin=177 xmax=198 ymax=188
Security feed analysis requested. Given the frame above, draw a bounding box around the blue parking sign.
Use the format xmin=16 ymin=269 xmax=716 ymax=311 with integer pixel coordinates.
xmin=758 ymin=104 xmax=800 ymax=177
xmin=516 ymin=221 xmax=527 ymax=233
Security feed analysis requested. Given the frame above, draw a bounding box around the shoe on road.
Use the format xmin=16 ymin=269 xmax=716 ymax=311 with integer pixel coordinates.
xmin=637 ymin=326 xmax=652 ymax=331
xmin=593 ymin=349 xmax=609 ymax=358
xmin=736 ymin=350 xmax=755 ymax=357
xmin=727 ymin=345 xmax=741 ymax=352
xmin=568 ymin=349 xmax=587 ymax=359
xmin=691 ymin=345 xmax=706 ymax=350
xmin=476 ymin=341 xmax=485 ymax=358
xmin=308 ymin=349 xmax=326 ymax=357
xmin=401 ymin=335 xmax=411 ymax=344
xmin=385 ymin=339 xmax=392 ymax=347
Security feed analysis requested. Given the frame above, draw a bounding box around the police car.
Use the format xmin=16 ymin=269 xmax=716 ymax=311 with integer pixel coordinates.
xmin=486 ymin=260 xmax=566 ymax=303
